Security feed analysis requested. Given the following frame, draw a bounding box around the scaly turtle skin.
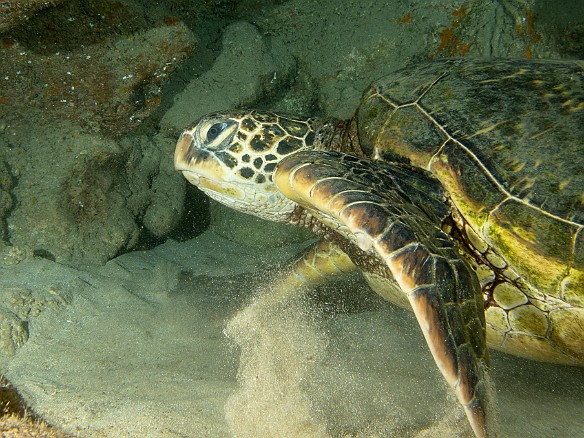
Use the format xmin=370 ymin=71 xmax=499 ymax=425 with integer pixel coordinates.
xmin=174 ymin=59 xmax=584 ymax=437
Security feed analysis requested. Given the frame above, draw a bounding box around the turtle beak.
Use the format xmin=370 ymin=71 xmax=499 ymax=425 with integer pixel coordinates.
xmin=174 ymin=131 xmax=202 ymax=185
xmin=174 ymin=131 xmax=195 ymax=172
xmin=174 ymin=130 xmax=245 ymax=199
xmin=174 ymin=130 xmax=227 ymax=180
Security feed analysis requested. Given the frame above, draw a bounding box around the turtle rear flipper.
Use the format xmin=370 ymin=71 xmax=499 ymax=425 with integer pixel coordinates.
xmin=274 ymin=150 xmax=496 ymax=438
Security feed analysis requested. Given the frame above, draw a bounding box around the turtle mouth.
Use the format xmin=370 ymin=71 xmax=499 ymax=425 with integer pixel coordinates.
xmin=174 ymin=131 xmax=245 ymax=199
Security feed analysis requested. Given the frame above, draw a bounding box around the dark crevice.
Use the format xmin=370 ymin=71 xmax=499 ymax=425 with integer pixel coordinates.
xmin=0 ymin=159 xmax=18 ymax=245
xmin=169 ymin=184 xmax=211 ymax=242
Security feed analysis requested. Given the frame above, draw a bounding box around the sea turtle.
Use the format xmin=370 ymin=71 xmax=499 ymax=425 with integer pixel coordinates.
xmin=174 ymin=58 xmax=584 ymax=437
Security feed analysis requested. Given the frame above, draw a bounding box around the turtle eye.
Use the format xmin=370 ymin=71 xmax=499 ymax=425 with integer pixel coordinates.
xmin=198 ymin=118 xmax=238 ymax=151
xmin=206 ymin=122 xmax=228 ymax=143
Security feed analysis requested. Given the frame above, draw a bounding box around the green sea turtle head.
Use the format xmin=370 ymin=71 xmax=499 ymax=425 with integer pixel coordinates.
xmin=174 ymin=110 xmax=320 ymax=221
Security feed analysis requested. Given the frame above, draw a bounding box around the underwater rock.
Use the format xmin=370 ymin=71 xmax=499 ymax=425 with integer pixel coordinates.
xmin=0 ymin=21 xmax=195 ymax=137
xmin=0 ymin=285 xmax=70 ymax=355
xmin=0 ymin=257 xmax=77 ymax=355
xmin=0 ymin=0 xmax=67 ymax=33
xmin=3 ymin=119 xmax=185 ymax=265
xmin=0 ymin=413 xmax=73 ymax=437
xmin=0 ymin=1 xmax=192 ymax=265
xmin=161 ymin=21 xmax=296 ymax=134
xmin=0 ymin=374 xmax=72 ymax=436
xmin=253 ymin=0 xmax=565 ymax=120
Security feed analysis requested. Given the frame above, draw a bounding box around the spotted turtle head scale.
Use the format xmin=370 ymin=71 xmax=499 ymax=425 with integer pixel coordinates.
xmin=174 ymin=110 xmax=318 ymax=222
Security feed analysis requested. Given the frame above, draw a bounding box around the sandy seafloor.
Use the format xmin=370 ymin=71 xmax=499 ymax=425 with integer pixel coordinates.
xmin=0 ymin=231 xmax=582 ymax=437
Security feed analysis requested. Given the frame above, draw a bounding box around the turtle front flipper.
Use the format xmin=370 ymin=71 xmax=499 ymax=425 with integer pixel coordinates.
xmin=274 ymin=150 xmax=496 ymax=438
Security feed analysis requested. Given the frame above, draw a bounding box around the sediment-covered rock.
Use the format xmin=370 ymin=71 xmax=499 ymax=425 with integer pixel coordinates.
xmin=0 ymin=0 xmax=67 ymax=33
xmin=3 ymin=119 xmax=184 ymax=265
xmin=161 ymin=21 xmax=296 ymax=135
xmin=0 ymin=21 xmax=195 ymax=137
